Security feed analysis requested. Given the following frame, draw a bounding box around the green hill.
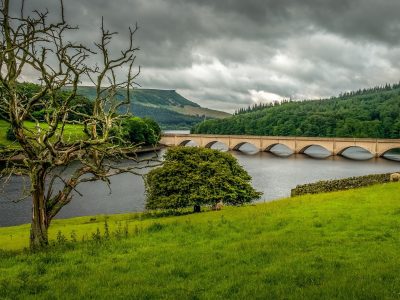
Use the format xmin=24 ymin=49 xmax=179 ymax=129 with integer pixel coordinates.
xmin=1 ymin=183 xmax=400 ymax=298
xmin=75 ymin=87 xmax=230 ymax=129
xmin=192 ymin=83 xmax=400 ymax=138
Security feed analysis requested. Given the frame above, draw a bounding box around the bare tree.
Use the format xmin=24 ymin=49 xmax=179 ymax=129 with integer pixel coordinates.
xmin=0 ymin=0 xmax=155 ymax=249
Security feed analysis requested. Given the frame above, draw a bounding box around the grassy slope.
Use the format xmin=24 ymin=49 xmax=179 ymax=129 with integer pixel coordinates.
xmin=129 ymin=89 xmax=201 ymax=107
xmin=1 ymin=183 xmax=400 ymax=299
xmin=76 ymin=86 xmax=230 ymax=121
xmin=170 ymin=105 xmax=231 ymax=119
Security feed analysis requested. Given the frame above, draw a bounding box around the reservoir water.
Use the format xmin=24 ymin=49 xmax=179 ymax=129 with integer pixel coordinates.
xmin=1 ymin=142 xmax=399 ymax=226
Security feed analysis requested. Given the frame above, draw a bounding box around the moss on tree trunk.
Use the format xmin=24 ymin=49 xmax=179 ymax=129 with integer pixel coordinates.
xmin=29 ymin=167 xmax=49 ymax=249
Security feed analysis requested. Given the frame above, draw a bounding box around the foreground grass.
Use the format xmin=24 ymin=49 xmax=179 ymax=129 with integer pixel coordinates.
xmin=1 ymin=183 xmax=400 ymax=299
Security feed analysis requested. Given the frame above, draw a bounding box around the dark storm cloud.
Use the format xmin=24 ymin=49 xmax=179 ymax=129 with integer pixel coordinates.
xmin=188 ymin=0 xmax=400 ymax=45
xmin=9 ymin=0 xmax=400 ymax=112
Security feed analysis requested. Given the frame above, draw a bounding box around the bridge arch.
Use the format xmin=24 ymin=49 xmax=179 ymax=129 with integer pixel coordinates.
xmin=265 ymin=143 xmax=280 ymax=152
xmin=263 ymin=141 xmax=295 ymax=153
xmin=204 ymin=141 xmax=218 ymax=148
xmin=178 ymin=140 xmax=198 ymax=147
xmin=380 ymin=147 xmax=400 ymax=160
xmin=232 ymin=142 xmax=259 ymax=152
xmin=264 ymin=143 xmax=294 ymax=156
xmin=336 ymin=146 xmax=372 ymax=156
xmin=297 ymin=144 xmax=330 ymax=154
xmin=204 ymin=141 xmax=229 ymax=151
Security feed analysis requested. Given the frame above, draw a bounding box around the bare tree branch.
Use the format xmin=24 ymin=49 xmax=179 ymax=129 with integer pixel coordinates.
xmin=0 ymin=0 xmax=160 ymax=249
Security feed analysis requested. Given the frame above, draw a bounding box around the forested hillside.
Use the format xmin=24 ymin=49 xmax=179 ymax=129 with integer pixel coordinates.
xmin=133 ymin=104 xmax=207 ymax=128
xmin=75 ymin=87 xmax=229 ymax=129
xmin=192 ymin=84 xmax=400 ymax=138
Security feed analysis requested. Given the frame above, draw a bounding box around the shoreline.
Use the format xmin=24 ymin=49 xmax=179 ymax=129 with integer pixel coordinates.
xmin=0 ymin=181 xmax=397 ymax=245
xmin=0 ymin=177 xmax=392 ymax=229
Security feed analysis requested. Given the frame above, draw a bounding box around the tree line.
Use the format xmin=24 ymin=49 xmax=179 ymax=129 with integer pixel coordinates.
xmin=234 ymin=101 xmax=283 ymax=115
xmin=192 ymin=84 xmax=400 ymax=138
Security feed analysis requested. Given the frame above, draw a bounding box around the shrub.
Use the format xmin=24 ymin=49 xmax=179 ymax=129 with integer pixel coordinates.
xmin=31 ymin=109 xmax=46 ymax=121
xmin=6 ymin=127 xmax=16 ymax=141
xmin=143 ymin=117 xmax=161 ymax=143
xmin=145 ymin=147 xmax=262 ymax=212
xmin=118 ymin=117 xmax=161 ymax=145
xmin=291 ymin=173 xmax=393 ymax=196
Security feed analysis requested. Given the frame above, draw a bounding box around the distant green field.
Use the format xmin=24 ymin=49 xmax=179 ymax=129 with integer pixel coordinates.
xmin=1 ymin=183 xmax=400 ymax=299
xmin=0 ymin=119 xmax=86 ymax=148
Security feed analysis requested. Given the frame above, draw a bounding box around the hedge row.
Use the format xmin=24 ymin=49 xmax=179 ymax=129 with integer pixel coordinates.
xmin=291 ymin=173 xmax=395 ymax=197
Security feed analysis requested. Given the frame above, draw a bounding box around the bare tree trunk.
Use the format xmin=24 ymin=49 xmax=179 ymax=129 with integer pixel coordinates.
xmin=30 ymin=167 xmax=49 ymax=249
xmin=1 ymin=0 xmax=144 ymax=249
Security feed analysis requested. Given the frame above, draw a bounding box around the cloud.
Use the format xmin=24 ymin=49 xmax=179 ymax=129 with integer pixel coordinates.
xmin=249 ymin=90 xmax=284 ymax=104
xmin=7 ymin=0 xmax=400 ymax=112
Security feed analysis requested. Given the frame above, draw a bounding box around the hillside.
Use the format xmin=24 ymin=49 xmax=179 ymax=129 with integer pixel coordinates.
xmin=1 ymin=183 xmax=400 ymax=298
xmin=75 ymin=87 xmax=230 ymax=129
xmin=192 ymin=84 xmax=400 ymax=138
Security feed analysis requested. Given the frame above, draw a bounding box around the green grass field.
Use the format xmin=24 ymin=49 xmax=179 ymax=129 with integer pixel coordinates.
xmin=0 ymin=120 xmax=86 ymax=148
xmin=0 ymin=120 xmax=16 ymax=147
xmin=1 ymin=183 xmax=400 ymax=299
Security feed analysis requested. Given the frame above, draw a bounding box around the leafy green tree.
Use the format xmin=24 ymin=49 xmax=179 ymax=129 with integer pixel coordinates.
xmin=143 ymin=117 xmax=161 ymax=144
xmin=143 ymin=117 xmax=161 ymax=135
xmin=119 ymin=117 xmax=161 ymax=145
xmin=145 ymin=147 xmax=261 ymax=212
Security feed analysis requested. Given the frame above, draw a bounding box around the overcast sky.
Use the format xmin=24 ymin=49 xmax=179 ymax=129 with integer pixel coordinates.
xmin=10 ymin=0 xmax=400 ymax=112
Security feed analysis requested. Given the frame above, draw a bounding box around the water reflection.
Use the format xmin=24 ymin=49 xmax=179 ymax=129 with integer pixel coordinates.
xmin=340 ymin=147 xmax=374 ymax=160
xmin=303 ymin=145 xmax=331 ymax=159
xmin=234 ymin=151 xmax=400 ymax=204
xmin=182 ymin=140 xmax=198 ymax=147
xmin=235 ymin=143 xmax=258 ymax=155
xmin=209 ymin=141 xmax=228 ymax=151
xmin=383 ymin=149 xmax=400 ymax=162
xmin=268 ymin=144 xmax=294 ymax=157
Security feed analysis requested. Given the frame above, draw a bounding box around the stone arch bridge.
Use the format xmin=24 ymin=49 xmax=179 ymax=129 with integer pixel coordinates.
xmin=160 ymin=134 xmax=400 ymax=158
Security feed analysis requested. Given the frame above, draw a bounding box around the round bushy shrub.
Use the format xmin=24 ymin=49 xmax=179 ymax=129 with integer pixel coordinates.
xmin=119 ymin=117 xmax=161 ymax=145
xmin=145 ymin=147 xmax=262 ymax=211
